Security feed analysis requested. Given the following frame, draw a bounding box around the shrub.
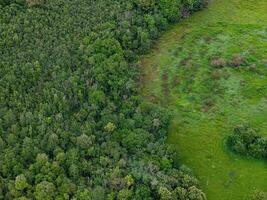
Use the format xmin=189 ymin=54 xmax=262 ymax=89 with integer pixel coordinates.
xmin=210 ymin=58 xmax=226 ymax=68
xmin=250 ymin=190 xmax=267 ymax=200
xmin=227 ymin=124 xmax=267 ymax=159
xmin=230 ymin=54 xmax=246 ymax=67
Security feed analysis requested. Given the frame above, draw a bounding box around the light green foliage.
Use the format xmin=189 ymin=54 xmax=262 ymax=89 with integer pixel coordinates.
xmin=15 ymin=174 xmax=28 ymax=190
xmin=74 ymin=189 xmax=92 ymax=200
xmin=104 ymin=122 xmax=116 ymax=133
xmin=187 ymin=186 xmax=206 ymax=200
xmin=158 ymin=187 xmax=172 ymax=200
xmin=125 ymin=175 xmax=134 ymax=187
xmin=36 ymin=153 xmax=48 ymax=165
xmin=250 ymin=190 xmax=267 ymax=200
xmin=117 ymin=188 xmax=133 ymax=200
xmin=34 ymin=181 xmax=56 ymax=200
xmin=76 ymin=134 xmax=92 ymax=149
xmin=142 ymin=0 xmax=267 ymax=199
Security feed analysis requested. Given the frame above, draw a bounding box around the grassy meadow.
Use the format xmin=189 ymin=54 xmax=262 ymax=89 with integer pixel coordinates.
xmin=142 ymin=0 xmax=267 ymax=199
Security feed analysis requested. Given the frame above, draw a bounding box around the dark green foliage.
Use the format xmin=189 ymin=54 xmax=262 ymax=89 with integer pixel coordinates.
xmin=183 ymin=0 xmax=209 ymax=11
xmin=0 ymin=0 xmax=16 ymax=6
xmin=0 ymin=0 xmax=207 ymax=199
xmin=228 ymin=124 xmax=267 ymax=159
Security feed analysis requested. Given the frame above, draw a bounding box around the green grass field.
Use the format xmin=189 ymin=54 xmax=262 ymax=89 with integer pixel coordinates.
xmin=141 ymin=0 xmax=267 ymax=199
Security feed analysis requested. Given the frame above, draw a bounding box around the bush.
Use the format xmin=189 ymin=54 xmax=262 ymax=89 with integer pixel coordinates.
xmin=210 ymin=57 xmax=226 ymax=68
xmin=250 ymin=190 xmax=267 ymax=200
xmin=230 ymin=54 xmax=246 ymax=67
xmin=227 ymin=124 xmax=267 ymax=159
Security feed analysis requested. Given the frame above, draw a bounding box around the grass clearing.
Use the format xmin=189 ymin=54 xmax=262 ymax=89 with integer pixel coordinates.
xmin=141 ymin=0 xmax=267 ymax=199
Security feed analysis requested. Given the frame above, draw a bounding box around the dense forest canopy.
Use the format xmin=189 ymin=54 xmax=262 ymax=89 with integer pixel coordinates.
xmin=0 ymin=0 xmax=208 ymax=199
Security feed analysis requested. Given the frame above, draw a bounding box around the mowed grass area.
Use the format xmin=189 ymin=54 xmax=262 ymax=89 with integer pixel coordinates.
xmin=141 ymin=0 xmax=267 ymax=199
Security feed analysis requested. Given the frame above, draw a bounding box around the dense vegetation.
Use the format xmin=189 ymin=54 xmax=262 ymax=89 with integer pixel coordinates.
xmin=0 ymin=0 xmax=208 ymax=199
xmin=228 ymin=125 xmax=267 ymax=160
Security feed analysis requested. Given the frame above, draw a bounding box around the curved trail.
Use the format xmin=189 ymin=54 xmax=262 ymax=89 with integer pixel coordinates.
xmin=142 ymin=0 xmax=267 ymax=199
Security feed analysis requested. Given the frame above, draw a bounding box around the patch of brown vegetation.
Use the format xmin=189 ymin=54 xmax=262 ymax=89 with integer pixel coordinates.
xmin=230 ymin=54 xmax=245 ymax=67
xmin=210 ymin=58 xmax=226 ymax=68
